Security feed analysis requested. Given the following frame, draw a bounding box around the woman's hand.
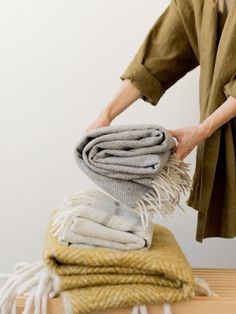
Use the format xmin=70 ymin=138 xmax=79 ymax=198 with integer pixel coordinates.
xmin=84 ymin=114 xmax=111 ymax=134
xmin=168 ymin=96 xmax=236 ymax=160
xmin=167 ymin=125 xmax=207 ymax=160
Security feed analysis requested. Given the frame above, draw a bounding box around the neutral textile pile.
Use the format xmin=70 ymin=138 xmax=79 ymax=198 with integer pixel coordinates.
xmin=51 ymin=188 xmax=153 ymax=251
xmin=74 ymin=124 xmax=191 ymax=227
xmin=0 ymin=202 xmax=216 ymax=314
xmin=0 ymin=123 xmax=217 ymax=314
xmin=43 ymin=209 xmax=196 ymax=314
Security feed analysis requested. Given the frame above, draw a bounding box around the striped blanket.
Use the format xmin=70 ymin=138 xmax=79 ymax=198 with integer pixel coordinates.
xmin=50 ymin=188 xmax=154 ymax=251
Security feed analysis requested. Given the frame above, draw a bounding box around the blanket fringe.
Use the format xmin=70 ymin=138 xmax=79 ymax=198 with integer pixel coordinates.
xmin=51 ymin=155 xmax=192 ymax=233
xmin=194 ymin=276 xmax=218 ymax=297
xmin=50 ymin=188 xmax=99 ymax=236
xmin=57 ymin=187 xmax=96 ymax=210
xmin=0 ymin=260 xmax=217 ymax=314
xmin=0 ymin=261 xmax=58 ymax=314
xmin=130 ymin=303 xmax=172 ymax=314
xmin=131 ymin=304 xmax=149 ymax=314
xmin=163 ymin=303 xmax=172 ymax=314
xmin=134 ymin=154 xmax=192 ymax=229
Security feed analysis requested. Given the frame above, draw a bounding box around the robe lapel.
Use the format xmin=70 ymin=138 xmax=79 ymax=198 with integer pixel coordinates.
xmin=212 ymin=0 xmax=236 ymax=82
xmin=200 ymin=0 xmax=236 ymax=116
xmin=196 ymin=0 xmax=236 ymax=235
xmin=187 ymin=0 xmax=236 ymax=241
xmin=200 ymin=0 xmax=219 ymax=84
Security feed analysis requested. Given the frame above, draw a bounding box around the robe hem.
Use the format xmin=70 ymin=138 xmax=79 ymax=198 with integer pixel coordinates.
xmin=186 ymin=199 xmax=236 ymax=242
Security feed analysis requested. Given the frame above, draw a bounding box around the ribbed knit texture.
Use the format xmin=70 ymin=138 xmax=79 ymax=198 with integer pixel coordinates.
xmin=43 ymin=209 xmax=195 ymax=314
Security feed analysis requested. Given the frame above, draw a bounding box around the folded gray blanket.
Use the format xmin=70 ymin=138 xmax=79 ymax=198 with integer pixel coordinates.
xmin=74 ymin=124 xmax=191 ymax=228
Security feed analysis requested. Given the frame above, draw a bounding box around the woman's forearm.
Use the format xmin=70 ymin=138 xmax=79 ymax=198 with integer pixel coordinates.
xmin=100 ymin=79 xmax=142 ymax=121
xmin=168 ymin=95 xmax=236 ymax=160
xmin=85 ymin=79 xmax=142 ymax=132
xmin=199 ymin=95 xmax=236 ymax=138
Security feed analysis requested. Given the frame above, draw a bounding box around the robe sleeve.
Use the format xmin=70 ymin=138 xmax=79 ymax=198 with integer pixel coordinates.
xmin=223 ymin=75 xmax=236 ymax=99
xmin=119 ymin=0 xmax=199 ymax=106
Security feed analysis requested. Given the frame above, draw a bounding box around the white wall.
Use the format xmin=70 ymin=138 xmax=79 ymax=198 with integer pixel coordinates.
xmin=0 ymin=0 xmax=235 ymax=273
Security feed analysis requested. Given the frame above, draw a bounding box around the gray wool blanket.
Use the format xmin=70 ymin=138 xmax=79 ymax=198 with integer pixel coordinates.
xmin=74 ymin=124 xmax=191 ymax=228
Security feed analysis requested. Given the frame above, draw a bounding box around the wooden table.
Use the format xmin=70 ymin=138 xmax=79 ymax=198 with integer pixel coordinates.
xmin=16 ymin=268 xmax=236 ymax=314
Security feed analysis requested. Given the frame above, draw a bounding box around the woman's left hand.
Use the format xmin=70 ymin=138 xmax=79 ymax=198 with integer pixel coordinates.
xmin=167 ymin=125 xmax=207 ymax=160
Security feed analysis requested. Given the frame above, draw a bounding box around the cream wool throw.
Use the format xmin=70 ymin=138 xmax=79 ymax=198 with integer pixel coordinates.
xmin=51 ymin=188 xmax=154 ymax=251
xmin=43 ymin=209 xmax=196 ymax=314
xmin=74 ymin=124 xmax=191 ymax=227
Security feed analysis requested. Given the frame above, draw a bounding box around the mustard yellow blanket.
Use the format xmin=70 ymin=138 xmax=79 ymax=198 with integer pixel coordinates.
xmin=42 ymin=209 xmax=195 ymax=314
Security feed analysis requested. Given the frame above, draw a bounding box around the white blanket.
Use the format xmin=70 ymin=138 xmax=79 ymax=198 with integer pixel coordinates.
xmin=51 ymin=188 xmax=154 ymax=251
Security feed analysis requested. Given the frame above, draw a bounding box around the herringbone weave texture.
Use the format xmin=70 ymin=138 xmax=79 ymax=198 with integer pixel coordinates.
xmin=43 ymin=209 xmax=195 ymax=314
xmin=73 ymin=124 xmax=176 ymax=208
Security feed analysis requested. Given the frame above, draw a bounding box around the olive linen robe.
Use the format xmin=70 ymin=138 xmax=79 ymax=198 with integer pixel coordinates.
xmin=120 ymin=0 xmax=236 ymax=242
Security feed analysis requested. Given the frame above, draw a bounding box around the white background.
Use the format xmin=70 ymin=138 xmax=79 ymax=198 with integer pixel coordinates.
xmin=0 ymin=0 xmax=235 ymax=274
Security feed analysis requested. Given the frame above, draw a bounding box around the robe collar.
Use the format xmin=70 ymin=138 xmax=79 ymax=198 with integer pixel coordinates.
xmin=200 ymin=0 xmax=236 ymax=103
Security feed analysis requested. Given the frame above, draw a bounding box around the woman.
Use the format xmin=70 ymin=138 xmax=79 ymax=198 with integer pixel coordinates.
xmin=86 ymin=0 xmax=236 ymax=242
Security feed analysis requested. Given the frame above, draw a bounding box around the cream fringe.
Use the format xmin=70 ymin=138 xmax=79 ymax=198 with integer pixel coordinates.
xmin=0 ymin=261 xmax=217 ymax=314
xmin=218 ymin=0 xmax=225 ymax=13
xmin=134 ymin=154 xmax=192 ymax=229
xmin=51 ymin=188 xmax=104 ymax=236
xmin=51 ymin=155 xmax=192 ymax=234
xmin=194 ymin=276 xmax=218 ymax=297
xmin=131 ymin=304 xmax=148 ymax=314
xmin=0 ymin=261 xmax=58 ymax=314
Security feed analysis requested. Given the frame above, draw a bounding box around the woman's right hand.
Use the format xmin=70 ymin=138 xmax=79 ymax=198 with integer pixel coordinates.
xmin=84 ymin=114 xmax=111 ymax=134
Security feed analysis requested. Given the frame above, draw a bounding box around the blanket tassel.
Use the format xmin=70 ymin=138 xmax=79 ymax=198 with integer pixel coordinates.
xmin=131 ymin=303 xmax=171 ymax=314
xmin=50 ymin=155 xmax=192 ymax=234
xmin=0 ymin=261 xmax=217 ymax=314
xmin=0 ymin=261 xmax=58 ymax=314
xmin=134 ymin=154 xmax=192 ymax=230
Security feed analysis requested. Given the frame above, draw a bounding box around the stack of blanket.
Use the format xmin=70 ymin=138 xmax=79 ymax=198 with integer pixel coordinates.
xmin=43 ymin=208 xmax=196 ymax=314
xmin=0 ymin=124 xmax=216 ymax=314
xmin=0 ymin=192 xmax=216 ymax=314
